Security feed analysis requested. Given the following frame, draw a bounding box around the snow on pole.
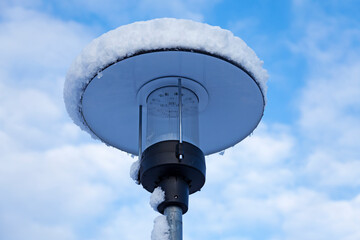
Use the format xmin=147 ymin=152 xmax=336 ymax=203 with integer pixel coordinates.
xmin=151 ymin=215 xmax=170 ymax=240
xmin=150 ymin=186 xmax=165 ymax=211
xmin=129 ymin=159 xmax=140 ymax=184
xmin=150 ymin=187 xmax=170 ymax=240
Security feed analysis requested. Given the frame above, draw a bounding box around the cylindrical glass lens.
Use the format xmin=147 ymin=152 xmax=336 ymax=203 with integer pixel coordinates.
xmin=146 ymin=86 xmax=199 ymax=148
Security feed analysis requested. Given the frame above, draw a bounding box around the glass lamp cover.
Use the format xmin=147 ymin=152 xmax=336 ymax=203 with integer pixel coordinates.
xmin=146 ymin=86 xmax=199 ymax=148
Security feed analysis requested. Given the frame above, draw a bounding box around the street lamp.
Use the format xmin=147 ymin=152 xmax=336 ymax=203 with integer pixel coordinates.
xmin=64 ymin=18 xmax=267 ymax=240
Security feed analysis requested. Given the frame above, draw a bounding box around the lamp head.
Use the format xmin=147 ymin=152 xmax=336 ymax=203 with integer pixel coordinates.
xmin=64 ymin=18 xmax=268 ymax=215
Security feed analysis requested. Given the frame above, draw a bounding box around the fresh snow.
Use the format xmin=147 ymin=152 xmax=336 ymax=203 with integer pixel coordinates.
xmin=151 ymin=215 xmax=170 ymax=240
xmin=64 ymin=18 xmax=268 ymax=136
xmin=129 ymin=159 xmax=140 ymax=184
xmin=150 ymin=186 xmax=165 ymax=211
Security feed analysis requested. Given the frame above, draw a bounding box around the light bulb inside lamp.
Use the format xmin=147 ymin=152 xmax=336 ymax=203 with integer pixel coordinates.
xmin=146 ymin=86 xmax=199 ymax=148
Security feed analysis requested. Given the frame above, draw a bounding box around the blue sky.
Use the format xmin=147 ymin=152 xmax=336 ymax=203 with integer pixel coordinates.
xmin=1 ymin=0 xmax=360 ymax=240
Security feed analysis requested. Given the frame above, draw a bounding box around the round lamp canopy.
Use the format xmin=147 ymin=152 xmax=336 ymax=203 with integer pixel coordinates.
xmin=64 ymin=18 xmax=268 ymax=155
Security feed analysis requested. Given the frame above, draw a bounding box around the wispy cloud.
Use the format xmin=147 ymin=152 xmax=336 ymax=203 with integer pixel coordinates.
xmin=289 ymin=1 xmax=360 ymax=194
xmin=1 ymin=1 xmax=360 ymax=240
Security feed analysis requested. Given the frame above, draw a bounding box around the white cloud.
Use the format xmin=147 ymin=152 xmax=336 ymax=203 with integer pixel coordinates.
xmin=95 ymin=203 xmax=156 ymax=240
xmin=227 ymin=18 xmax=260 ymax=35
xmin=206 ymin=124 xmax=295 ymax=185
xmin=0 ymin=83 xmax=60 ymax=124
xmin=1 ymin=1 xmax=360 ymax=240
xmin=0 ymin=6 xmax=96 ymax=151
xmin=304 ymin=150 xmax=360 ymax=187
xmin=188 ymin=187 xmax=360 ymax=240
xmin=279 ymin=190 xmax=360 ymax=240
xmin=77 ymin=0 xmax=221 ymax=22
xmin=0 ymin=214 xmax=76 ymax=240
xmin=289 ymin=2 xmax=360 ymax=191
xmin=1 ymin=0 xmax=221 ymax=30
xmin=0 ymin=8 xmax=131 ymax=239
xmin=137 ymin=0 xmax=208 ymax=21
xmin=298 ymin=62 xmax=360 ymax=150
xmin=0 ymin=143 xmax=146 ymax=240
xmin=184 ymin=3 xmax=360 ymax=238
xmin=181 ymin=124 xmax=295 ymax=238
xmin=69 ymin=0 xmax=212 ymax=23
xmin=0 ymin=7 xmax=94 ymax=77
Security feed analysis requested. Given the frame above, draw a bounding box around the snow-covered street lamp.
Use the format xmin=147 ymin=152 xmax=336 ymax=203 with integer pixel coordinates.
xmin=64 ymin=18 xmax=267 ymax=240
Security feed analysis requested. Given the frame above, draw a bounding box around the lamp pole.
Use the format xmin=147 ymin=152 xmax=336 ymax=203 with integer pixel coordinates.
xmin=64 ymin=18 xmax=267 ymax=240
xmin=165 ymin=206 xmax=183 ymax=240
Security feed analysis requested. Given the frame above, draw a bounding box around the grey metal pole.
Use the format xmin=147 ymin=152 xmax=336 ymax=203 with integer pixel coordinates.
xmin=178 ymin=78 xmax=183 ymax=144
xmin=138 ymin=105 xmax=143 ymax=159
xmin=164 ymin=206 xmax=183 ymax=240
xmin=178 ymin=78 xmax=183 ymax=160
